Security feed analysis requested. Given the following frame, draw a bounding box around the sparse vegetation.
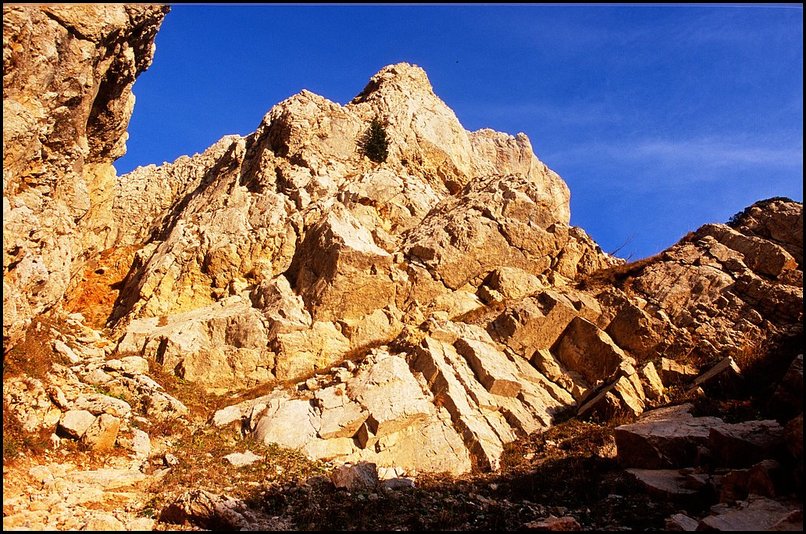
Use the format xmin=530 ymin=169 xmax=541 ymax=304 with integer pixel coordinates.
xmin=358 ymin=117 xmax=390 ymax=163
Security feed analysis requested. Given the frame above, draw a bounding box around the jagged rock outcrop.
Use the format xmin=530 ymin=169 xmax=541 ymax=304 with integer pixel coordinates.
xmin=77 ymin=61 xmax=618 ymax=398
xmin=6 ymin=6 xmax=805 ymax=532
xmin=3 ymin=4 xmax=169 ymax=349
xmin=19 ymin=54 xmax=798 ymax=474
xmin=3 ymin=4 xmax=802 ymax=488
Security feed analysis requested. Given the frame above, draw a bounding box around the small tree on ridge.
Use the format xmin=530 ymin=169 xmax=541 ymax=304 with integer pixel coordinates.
xmin=359 ymin=117 xmax=389 ymax=163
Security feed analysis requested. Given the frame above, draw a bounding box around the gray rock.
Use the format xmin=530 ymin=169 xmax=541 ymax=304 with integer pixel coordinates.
xmin=614 ymin=403 xmax=722 ymax=469
xmin=59 ymin=410 xmax=97 ymax=439
xmin=223 ymin=451 xmax=263 ymax=467
xmin=330 ymin=462 xmax=379 ymax=490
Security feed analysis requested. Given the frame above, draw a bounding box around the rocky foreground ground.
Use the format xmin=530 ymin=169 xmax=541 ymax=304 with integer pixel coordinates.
xmin=3 ymin=4 xmax=803 ymax=531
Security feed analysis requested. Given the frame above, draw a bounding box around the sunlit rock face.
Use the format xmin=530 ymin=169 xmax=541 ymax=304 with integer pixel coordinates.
xmin=94 ymin=60 xmax=616 ymax=393
xmin=3 ymin=4 xmax=169 ymax=348
xmin=4 ymin=5 xmax=802 ymax=478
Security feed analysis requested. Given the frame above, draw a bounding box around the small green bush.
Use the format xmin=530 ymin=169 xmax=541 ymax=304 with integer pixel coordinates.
xmin=359 ymin=117 xmax=389 ymax=163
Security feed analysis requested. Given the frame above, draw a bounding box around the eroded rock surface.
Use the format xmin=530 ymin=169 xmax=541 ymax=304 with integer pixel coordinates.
xmin=3 ymin=4 xmax=169 ymax=348
xmin=3 ymin=6 xmax=803 ymax=529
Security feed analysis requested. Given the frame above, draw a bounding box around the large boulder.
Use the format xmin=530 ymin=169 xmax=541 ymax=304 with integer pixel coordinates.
xmin=614 ymin=404 xmax=722 ymax=469
xmin=555 ymin=316 xmax=633 ymax=386
xmin=292 ymin=203 xmax=396 ymax=321
xmin=490 ymin=291 xmax=578 ymax=357
xmin=707 ymin=419 xmax=785 ymax=468
xmin=117 ymin=297 xmax=275 ymax=390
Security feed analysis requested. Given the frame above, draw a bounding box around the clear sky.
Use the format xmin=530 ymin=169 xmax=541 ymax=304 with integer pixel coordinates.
xmin=116 ymin=4 xmax=803 ymax=261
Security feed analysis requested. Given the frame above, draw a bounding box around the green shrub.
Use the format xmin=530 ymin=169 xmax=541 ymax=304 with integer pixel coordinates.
xmin=359 ymin=117 xmax=389 ymax=163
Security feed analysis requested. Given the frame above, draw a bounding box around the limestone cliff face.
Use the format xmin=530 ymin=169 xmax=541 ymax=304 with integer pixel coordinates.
xmin=3 ymin=4 xmax=169 ymax=348
xmin=97 ymin=62 xmax=614 ymax=391
xmin=3 ymin=6 xmax=802 ymax=482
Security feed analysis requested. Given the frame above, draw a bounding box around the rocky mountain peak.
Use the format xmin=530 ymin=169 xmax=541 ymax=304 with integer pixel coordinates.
xmin=351 ymin=62 xmax=435 ymax=104
xmin=3 ymin=7 xmax=802 ymax=531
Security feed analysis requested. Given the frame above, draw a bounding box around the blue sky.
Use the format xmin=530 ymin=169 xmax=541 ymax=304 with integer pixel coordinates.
xmin=117 ymin=4 xmax=803 ymax=261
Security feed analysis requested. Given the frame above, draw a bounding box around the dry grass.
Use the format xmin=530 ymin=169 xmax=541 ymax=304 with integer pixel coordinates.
xmin=2 ymin=316 xmax=69 ymax=380
xmin=575 ymin=254 xmax=661 ymax=292
xmin=145 ymin=425 xmax=328 ymax=525
xmin=2 ymin=399 xmax=52 ymax=465
xmin=144 ymin=359 xmax=221 ymax=420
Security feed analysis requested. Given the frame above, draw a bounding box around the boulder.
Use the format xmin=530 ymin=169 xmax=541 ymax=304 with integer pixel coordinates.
xmin=73 ymin=393 xmax=131 ymax=418
xmin=577 ymin=373 xmax=645 ymax=420
xmin=485 ymin=267 xmax=544 ymax=300
xmin=273 ymin=321 xmax=350 ymax=380
xmin=118 ymin=298 xmax=274 ymax=389
xmin=697 ymin=495 xmax=803 ymax=531
xmin=718 ymin=459 xmax=782 ymax=502
xmin=708 ymin=419 xmax=785 ymax=467
xmin=625 ymin=469 xmax=700 ymax=501
xmin=490 ymin=291 xmax=578 ymax=357
xmin=223 ymin=451 xmax=263 ymax=468
xmin=605 ymin=303 xmax=661 ymax=356
xmin=293 ymin=203 xmax=395 ymax=321
xmin=314 ymin=385 xmax=368 ymax=440
xmin=212 ymin=405 xmax=243 ymax=428
xmin=80 ymin=413 xmax=121 ymax=451
xmin=330 ymin=462 xmax=379 ymax=490
xmin=640 ymin=362 xmax=665 ymax=400
xmin=131 ymin=429 xmax=151 ymax=459
xmin=118 ymin=356 xmax=150 ymax=375
xmin=82 ymin=514 xmax=125 ymax=531
xmin=555 ymin=316 xmax=632 ymax=386
xmin=58 ymin=410 xmax=97 ymax=439
xmin=454 ymin=338 xmax=522 ymax=397
xmin=665 ymin=513 xmax=699 ymax=531
xmin=253 ymin=398 xmax=319 ymax=449
xmin=614 ymin=404 xmax=721 ymax=469
xmin=346 ymin=352 xmax=432 ymax=437
xmin=660 ymin=358 xmax=699 ymax=385
xmin=530 ymin=349 xmax=589 ymax=401
xmin=53 ymin=340 xmax=82 ymax=364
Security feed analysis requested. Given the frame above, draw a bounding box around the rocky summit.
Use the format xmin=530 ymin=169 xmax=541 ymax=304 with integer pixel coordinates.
xmin=3 ymin=5 xmax=802 ymax=531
